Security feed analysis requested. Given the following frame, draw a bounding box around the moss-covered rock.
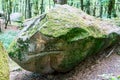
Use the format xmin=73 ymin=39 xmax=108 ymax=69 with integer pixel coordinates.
xmin=8 ymin=5 xmax=120 ymax=73
xmin=0 ymin=42 xmax=9 ymax=80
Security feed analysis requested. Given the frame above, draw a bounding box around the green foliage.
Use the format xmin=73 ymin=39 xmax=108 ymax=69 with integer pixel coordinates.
xmin=109 ymin=76 xmax=120 ymax=80
xmin=0 ymin=0 xmax=120 ymax=20
xmin=99 ymin=74 xmax=120 ymax=80
xmin=0 ymin=31 xmax=18 ymax=49
xmin=110 ymin=77 xmax=120 ymax=80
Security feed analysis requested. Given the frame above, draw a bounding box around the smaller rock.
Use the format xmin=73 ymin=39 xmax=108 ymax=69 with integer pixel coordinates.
xmin=10 ymin=13 xmax=22 ymax=22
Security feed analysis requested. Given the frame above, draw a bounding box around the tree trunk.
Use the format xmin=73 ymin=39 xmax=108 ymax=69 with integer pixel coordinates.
xmin=0 ymin=21 xmax=1 ymax=32
xmin=2 ymin=0 xmax=5 ymax=11
xmin=25 ymin=0 xmax=32 ymax=19
xmin=86 ymin=0 xmax=90 ymax=14
xmin=27 ymin=0 xmax=32 ymax=18
xmin=28 ymin=0 xmax=32 ymax=18
xmin=8 ymin=0 xmax=12 ymax=24
xmin=34 ymin=0 xmax=39 ymax=16
xmin=53 ymin=0 xmax=67 ymax=5
xmin=80 ymin=0 xmax=84 ymax=10
xmin=93 ymin=3 xmax=96 ymax=16
xmin=4 ymin=0 xmax=12 ymax=29
xmin=70 ymin=0 xmax=73 ymax=6
xmin=40 ymin=0 xmax=44 ymax=14
xmin=49 ymin=0 xmax=50 ymax=8
xmin=107 ymin=0 xmax=115 ymax=18
xmin=25 ymin=0 xmax=27 ymax=19
xmin=100 ymin=3 xmax=103 ymax=18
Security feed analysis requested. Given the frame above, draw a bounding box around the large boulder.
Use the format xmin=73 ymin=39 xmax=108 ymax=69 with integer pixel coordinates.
xmin=0 ymin=42 xmax=9 ymax=80
xmin=10 ymin=13 xmax=22 ymax=22
xmin=8 ymin=5 xmax=120 ymax=74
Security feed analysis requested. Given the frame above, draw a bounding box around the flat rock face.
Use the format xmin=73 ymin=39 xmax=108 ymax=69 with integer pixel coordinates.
xmin=0 ymin=42 xmax=9 ymax=80
xmin=8 ymin=5 xmax=120 ymax=74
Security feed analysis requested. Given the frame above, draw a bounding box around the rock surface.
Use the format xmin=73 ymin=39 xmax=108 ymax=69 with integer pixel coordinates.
xmin=0 ymin=42 xmax=9 ymax=80
xmin=10 ymin=47 xmax=120 ymax=80
xmin=10 ymin=13 xmax=22 ymax=22
xmin=8 ymin=5 xmax=120 ymax=74
xmin=0 ymin=11 xmax=4 ymax=18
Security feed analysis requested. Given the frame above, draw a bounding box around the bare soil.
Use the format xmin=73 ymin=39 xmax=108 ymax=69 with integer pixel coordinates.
xmin=0 ymin=18 xmax=19 ymax=32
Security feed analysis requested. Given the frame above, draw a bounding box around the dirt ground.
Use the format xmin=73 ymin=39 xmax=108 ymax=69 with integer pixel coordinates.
xmin=10 ymin=45 xmax=120 ymax=80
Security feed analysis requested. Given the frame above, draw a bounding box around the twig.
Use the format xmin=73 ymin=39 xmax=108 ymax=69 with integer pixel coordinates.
xmin=106 ymin=46 xmax=116 ymax=57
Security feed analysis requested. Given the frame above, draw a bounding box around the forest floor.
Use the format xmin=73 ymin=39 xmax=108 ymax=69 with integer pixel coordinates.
xmin=1 ymin=22 xmax=120 ymax=80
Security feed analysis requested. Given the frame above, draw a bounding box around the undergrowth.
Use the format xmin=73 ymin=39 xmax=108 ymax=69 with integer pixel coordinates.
xmin=0 ymin=30 xmax=18 ymax=49
xmin=99 ymin=74 xmax=120 ymax=80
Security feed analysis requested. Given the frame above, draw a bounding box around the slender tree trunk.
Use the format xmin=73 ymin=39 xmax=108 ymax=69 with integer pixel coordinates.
xmin=34 ymin=0 xmax=39 ymax=16
xmin=28 ymin=0 xmax=32 ymax=18
xmin=26 ymin=0 xmax=32 ymax=18
xmin=100 ymin=4 xmax=103 ymax=18
xmin=2 ymin=0 xmax=5 ymax=11
xmin=0 ymin=21 xmax=1 ymax=32
xmin=70 ymin=0 xmax=73 ymax=6
xmin=1 ymin=0 xmax=6 ymax=27
xmin=49 ymin=0 xmax=51 ymax=9
xmin=86 ymin=0 xmax=90 ymax=14
xmin=25 ymin=0 xmax=27 ymax=19
xmin=107 ymin=0 xmax=115 ymax=18
xmin=25 ymin=0 xmax=32 ymax=19
xmin=93 ymin=2 xmax=96 ymax=16
xmin=8 ymin=0 xmax=12 ymax=24
xmin=53 ymin=0 xmax=67 ymax=5
xmin=80 ymin=0 xmax=84 ymax=10
xmin=41 ymin=0 xmax=44 ymax=14
xmin=4 ymin=0 xmax=12 ymax=29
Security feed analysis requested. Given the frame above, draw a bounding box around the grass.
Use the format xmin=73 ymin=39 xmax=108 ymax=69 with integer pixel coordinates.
xmin=0 ymin=30 xmax=21 ymax=71
xmin=99 ymin=74 xmax=120 ymax=80
xmin=0 ymin=30 xmax=18 ymax=49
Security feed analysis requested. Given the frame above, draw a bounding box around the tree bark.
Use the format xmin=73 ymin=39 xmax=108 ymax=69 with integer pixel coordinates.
xmin=100 ymin=3 xmax=103 ymax=18
xmin=86 ymin=0 xmax=90 ymax=14
xmin=7 ymin=0 xmax=12 ymax=24
xmin=80 ymin=0 xmax=84 ymax=10
xmin=107 ymin=0 xmax=115 ymax=18
xmin=70 ymin=0 xmax=73 ymax=6
xmin=25 ymin=0 xmax=27 ymax=19
xmin=27 ymin=0 xmax=31 ymax=18
xmin=40 ymin=0 xmax=44 ymax=14
xmin=93 ymin=3 xmax=96 ymax=16
xmin=53 ymin=0 xmax=67 ymax=5
xmin=34 ymin=0 xmax=39 ymax=16
xmin=0 ymin=21 xmax=1 ymax=32
xmin=4 ymin=0 xmax=12 ymax=29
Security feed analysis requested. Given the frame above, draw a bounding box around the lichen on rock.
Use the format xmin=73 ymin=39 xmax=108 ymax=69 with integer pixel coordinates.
xmin=8 ymin=5 xmax=120 ymax=74
xmin=0 ymin=42 xmax=9 ymax=80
